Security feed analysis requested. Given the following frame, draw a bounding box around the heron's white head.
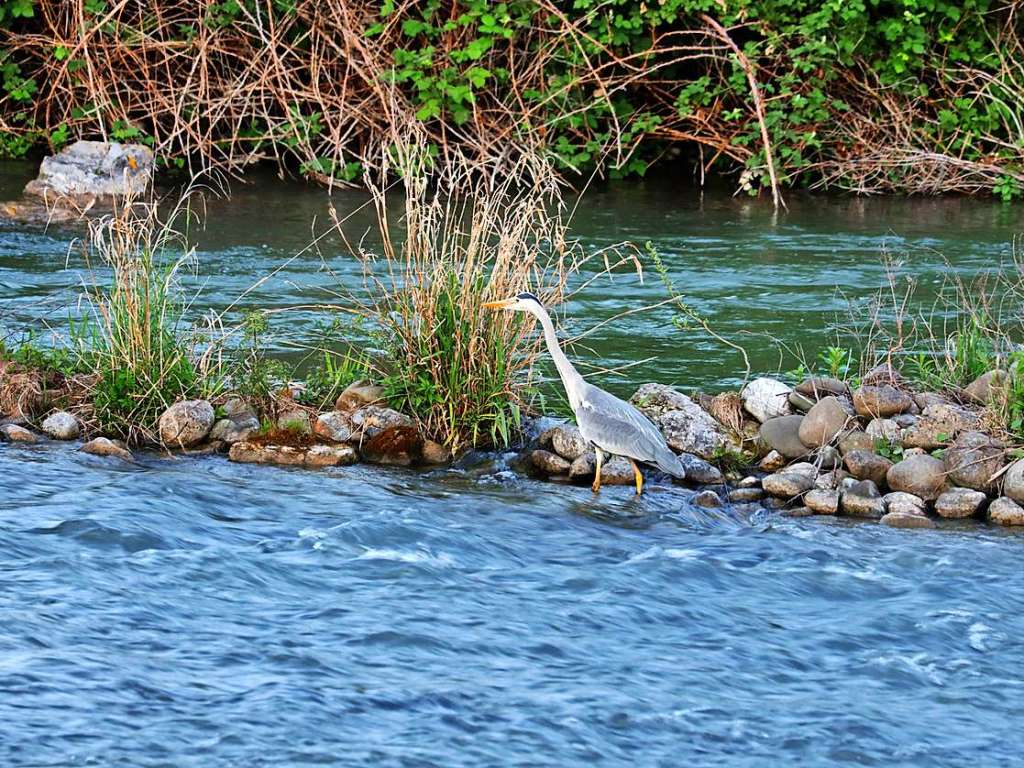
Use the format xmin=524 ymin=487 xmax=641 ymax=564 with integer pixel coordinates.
xmin=482 ymin=291 xmax=544 ymax=316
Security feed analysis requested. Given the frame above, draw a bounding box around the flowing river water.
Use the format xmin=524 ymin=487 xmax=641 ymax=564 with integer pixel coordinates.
xmin=2 ymin=164 xmax=1024 ymax=766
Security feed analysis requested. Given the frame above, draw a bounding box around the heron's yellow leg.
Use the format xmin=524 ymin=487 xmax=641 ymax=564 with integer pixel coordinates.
xmin=591 ymin=448 xmax=603 ymax=493
xmin=629 ymin=459 xmax=644 ymax=495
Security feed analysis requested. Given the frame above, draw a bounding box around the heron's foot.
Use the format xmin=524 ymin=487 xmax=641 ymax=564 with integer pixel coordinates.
xmin=591 ymin=476 xmax=602 ymax=493
xmin=629 ymin=459 xmax=644 ymax=496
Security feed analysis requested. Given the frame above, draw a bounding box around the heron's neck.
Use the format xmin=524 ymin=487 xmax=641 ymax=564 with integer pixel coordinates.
xmin=534 ymin=307 xmax=584 ymax=410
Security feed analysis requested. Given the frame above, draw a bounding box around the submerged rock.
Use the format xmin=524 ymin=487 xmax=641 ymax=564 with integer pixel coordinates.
xmin=988 ymin=496 xmax=1024 ymax=526
xmin=228 ymin=441 xmax=356 ymax=468
xmin=0 ymin=423 xmax=38 ymax=442
xmin=359 ymin=425 xmax=424 ymax=466
xmin=532 ymin=449 xmax=571 ymax=476
xmin=159 ymin=400 xmax=214 ymax=448
xmin=741 ymin=377 xmax=793 ymax=423
xmin=728 ymin=487 xmax=765 ymax=503
xmin=691 ymin=489 xmax=722 ymax=508
xmin=421 ymin=440 xmax=451 ymax=465
xmin=41 ymin=410 xmax=80 ymax=440
xmin=81 ymin=436 xmax=132 ymax=461
xmin=676 ymin=452 xmax=723 ymax=485
xmin=881 ymin=511 xmax=936 ymax=529
xmin=600 ymin=456 xmax=635 ymax=486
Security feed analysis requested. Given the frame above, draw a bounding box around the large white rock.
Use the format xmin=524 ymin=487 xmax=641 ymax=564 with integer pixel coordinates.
xmin=630 ymin=383 xmax=730 ymax=460
xmin=158 ymin=399 xmax=214 ymax=447
xmin=25 ymin=141 xmax=153 ymax=199
xmin=741 ymin=377 xmax=793 ymax=423
xmin=41 ymin=410 xmax=80 ymax=440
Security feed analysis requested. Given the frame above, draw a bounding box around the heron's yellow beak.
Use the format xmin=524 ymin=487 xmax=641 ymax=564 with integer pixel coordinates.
xmin=482 ymin=298 xmax=515 ymax=310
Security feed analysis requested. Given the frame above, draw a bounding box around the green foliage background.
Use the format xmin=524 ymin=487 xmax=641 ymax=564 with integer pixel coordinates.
xmin=0 ymin=0 xmax=1020 ymax=197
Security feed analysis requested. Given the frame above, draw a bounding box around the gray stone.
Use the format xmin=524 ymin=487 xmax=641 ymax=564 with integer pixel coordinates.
xmin=600 ymin=456 xmax=635 ymax=486
xmin=935 ymin=487 xmax=988 ymax=519
xmin=41 ymin=410 xmax=80 ymax=440
xmin=782 ymin=506 xmax=817 ymax=517
xmin=158 ymin=399 xmax=214 ymax=447
xmin=276 ymin=408 xmax=311 ymax=434
xmin=677 ymin=452 xmax=724 ymax=484
xmin=887 ymin=455 xmax=948 ymax=501
xmin=865 ymin=418 xmax=901 ymax=444
xmin=893 ymin=413 xmax=918 ymax=429
xmin=728 ymin=487 xmax=765 ymax=503
xmin=795 ymin=377 xmax=849 ymax=399
xmin=81 ymin=436 xmax=132 ymax=461
xmin=805 ymin=488 xmax=840 ymax=515
xmin=881 ymin=512 xmax=936 ymax=529
xmin=24 ymin=141 xmax=153 ymax=199
xmin=943 ymin=431 xmax=1004 ymax=492
xmin=758 ymin=449 xmax=787 ymax=471
xmin=550 ymin=424 xmax=589 ymax=461
xmin=853 ymin=385 xmax=912 ymax=418
xmin=350 ymin=405 xmax=415 ymax=438
xmin=902 ymin=403 xmax=981 ymax=450
xmin=815 ymin=469 xmax=850 ymax=489
xmin=0 ymin=423 xmax=37 ymax=442
xmin=914 ymin=392 xmax=950 ymax=411
xmin=988 ymin=496 xmax=1024 ymax=526
xmin=569 ymin=451 xmax=596 ymax=480
xmin=314 ymin=411 xmax=355 ymax=443
xmin=532 ymin=449 xmax=571 ymax=476
xmin=209 ymin=418 xmax=258 ymax=444
xmin=799 ymin=396 xmax=851 ymax=447
xmin=422 ymin=440 xmax=451 ymax=464
xmin=630 ymin=384 xmax=731 ymax=460
xmin=1001 ymin=458 xmax=1024 ymax=504
xmin=841 ymin=479 xmax=886 ymax=518
xmin=883 ymin=492 xmax=928 ymax=517
xmin=763 ymin=468 xmax=816 ymax=499
xmin=812 ymin=445 xmax=842 ymax=471
xmin=838 ymin=429 xmax=875 ymax=455
xmin=741 ymin=377 xmax=793 ymax=423
xmin=843 ymin=449 xmax=893 ymax=487
xmin=335 ymin=381 xmax=386 ymax=412
xmin=963 ymin=369 xmax=1007 ymax=405
xmin=303 ymin=444 xmax=358 ymax=468
xmin=759 ymin=415 xmax=810 ymax=459
xmin=691 ymin=489 xmax=722 ymax=508
xmin=788 ymin=391 xmax=815 ymax=412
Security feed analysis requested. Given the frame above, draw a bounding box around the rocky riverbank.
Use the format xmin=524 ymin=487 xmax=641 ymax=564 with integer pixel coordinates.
xmin=3 ymin=356 xmax=1024 ymax=531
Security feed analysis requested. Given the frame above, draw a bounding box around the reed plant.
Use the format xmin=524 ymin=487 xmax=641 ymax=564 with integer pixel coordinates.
xmin=73 ymin=194 xmax=225 ymax=442
xmin=331 ymin=138 xmax=576 ymax=451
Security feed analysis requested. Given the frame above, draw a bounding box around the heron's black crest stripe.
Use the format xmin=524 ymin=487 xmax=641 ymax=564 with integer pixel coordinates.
xmin=516 ymin=291 xmax=542 ymax=306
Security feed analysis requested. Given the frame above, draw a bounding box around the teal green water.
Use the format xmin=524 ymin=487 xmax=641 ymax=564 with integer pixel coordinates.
xmin=3 ymin=165 xmax=1022 ymax=395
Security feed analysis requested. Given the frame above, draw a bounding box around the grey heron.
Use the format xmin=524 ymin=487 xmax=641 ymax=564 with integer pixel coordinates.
xmin=483 ymin=292 xmax=686 ymax=494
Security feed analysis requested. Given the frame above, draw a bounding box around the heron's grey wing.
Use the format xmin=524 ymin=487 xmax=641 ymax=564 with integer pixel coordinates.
xmin=576 ymin=385 xmax=681 ymax=473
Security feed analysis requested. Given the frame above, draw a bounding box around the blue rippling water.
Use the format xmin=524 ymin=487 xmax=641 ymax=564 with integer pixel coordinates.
xmin=1 ymin=441 xmax=1023 ymax=767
